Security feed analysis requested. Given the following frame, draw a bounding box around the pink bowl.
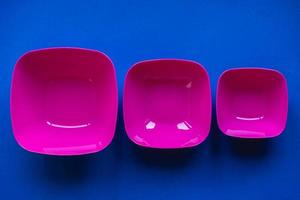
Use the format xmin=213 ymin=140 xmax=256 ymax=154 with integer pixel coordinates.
xmin=217 ymin=68 xmax=288 ymax=138
xmin=123 ymin=59 xmax=211 ymax=148
xmin=11 ymin=48 xmax=118 ymax=155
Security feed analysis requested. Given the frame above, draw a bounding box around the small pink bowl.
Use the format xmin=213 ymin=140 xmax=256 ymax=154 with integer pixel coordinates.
xmin=217 ymin=68 xmax=288 ymax=138
xmin=11 ymin=48 xmax=118 ymax=155
xmin=123 ymin=59 xmax=211 ymax=148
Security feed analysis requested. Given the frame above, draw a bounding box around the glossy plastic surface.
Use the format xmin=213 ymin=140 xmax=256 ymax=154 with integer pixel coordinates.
xmin=217 ymin=68 xmax=288 ymax=138
xmin=11 ymin=48 xmax=118 ymax=155
xmin=123 ymin=59 xmax=211 ymax=148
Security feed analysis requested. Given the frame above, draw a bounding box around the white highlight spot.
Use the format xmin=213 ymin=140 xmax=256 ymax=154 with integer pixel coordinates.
xmin=134 ymin=135 xmax=150 ymax=146
xmin=145 ymin=121 xmax=156 ymax=129
xmin=177 ymin=121 xmax=192 ymax=130
xmin=46 ymin=121 xmax=91 ymax=129
xmin=236 ymin=116 xmax=264 ymax=121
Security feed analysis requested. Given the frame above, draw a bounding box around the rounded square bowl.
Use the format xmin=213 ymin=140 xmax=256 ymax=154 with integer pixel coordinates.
xmin=11 ymin=47 xmax=118 ymax=155
xmin=123 ymin=59 xmax=211 ymax=148
xmin=217 ymin=68 xmax=288 ymax=138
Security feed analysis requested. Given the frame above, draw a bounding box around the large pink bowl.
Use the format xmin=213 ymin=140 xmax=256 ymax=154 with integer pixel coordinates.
xmin=11 ymin=48 xmax=118 ymax=155
xmin=123 ymin=59 xmax=211 ymax=148
xmin=217 ymin=68 xmax=288 ymax=138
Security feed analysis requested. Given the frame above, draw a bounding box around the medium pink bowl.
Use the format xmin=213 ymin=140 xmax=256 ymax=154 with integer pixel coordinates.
xmin=11 ymin=48 xmax=118 ymax=155
xmin=217 ymin=68 xmax=288 ymax=138
xmin=123 ymin=59 xmax=211 ymax=148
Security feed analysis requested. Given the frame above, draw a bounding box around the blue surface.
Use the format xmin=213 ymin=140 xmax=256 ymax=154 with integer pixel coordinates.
xmin=0 ymin=0 xmax=300 ymax=199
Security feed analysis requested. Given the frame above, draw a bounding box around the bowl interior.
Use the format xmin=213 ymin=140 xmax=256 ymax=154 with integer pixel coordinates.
xmin=124 ymin=60 xmax=211 ymax=148
xmin=11 ymin=48 xmax=118 ymax=155
xmin=217 ymin=68 xmax=288 ymax=138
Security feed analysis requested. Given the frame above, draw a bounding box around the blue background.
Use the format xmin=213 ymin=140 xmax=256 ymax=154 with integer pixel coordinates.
xmin=0 ymin=0 xmax=299 ymax=199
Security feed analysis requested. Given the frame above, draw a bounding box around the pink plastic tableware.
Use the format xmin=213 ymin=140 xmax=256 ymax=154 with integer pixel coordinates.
xmin=217 ymin=68 xmax=288 ymax=138
xmin=11 ymin=48 xmax=118 ymax=155
xmin=123 ymin=59 xmax=211 ymax=148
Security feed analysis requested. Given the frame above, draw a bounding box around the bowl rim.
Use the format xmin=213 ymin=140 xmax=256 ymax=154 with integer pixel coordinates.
xmin=216 ymin=67 xmax=288 ymax=139
xmin=123 ymin=58 xmax=212 ymax=148
xmin=10 ymin=47 xmax=118 ymax=155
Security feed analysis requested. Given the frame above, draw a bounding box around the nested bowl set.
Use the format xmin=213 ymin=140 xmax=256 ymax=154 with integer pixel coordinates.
xmin=10 ymin=47 xmax=288 ymax=155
